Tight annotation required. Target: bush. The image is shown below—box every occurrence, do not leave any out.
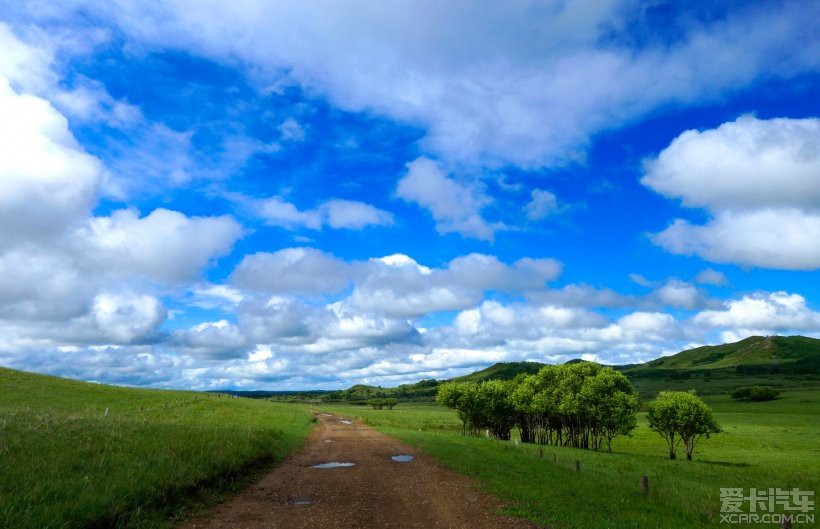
[731,386,780,402]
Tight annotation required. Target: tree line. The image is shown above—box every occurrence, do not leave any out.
[437,362,720,459]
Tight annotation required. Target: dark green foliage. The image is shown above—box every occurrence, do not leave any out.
[731,386,780,402]
[439,363,639,450]
[368,398,398,409]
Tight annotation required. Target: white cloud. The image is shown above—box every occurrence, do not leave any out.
[0,77,102,243]
[645,117,820,270]
[653,209,820,271]
[91,292,166,344]
[396,157,501,240]
[322,199,394,229]
[643,116,820,211]
[19,1,817,168]
[82,208,243,283]
[231,248,352,295]
[256,196,393,230]
[278,117,305,141]
[172,320,247,359]
[694,292,820,333]
[694,268,728,286]
[525,189,562,220]
[651,280,710,310]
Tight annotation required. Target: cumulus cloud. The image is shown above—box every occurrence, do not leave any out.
[397,157,501,240]
[643,116,820,211]
[694,292,820,334]
[231,248,353,295]
[645,116,820,270]
[256,196,393,230]
[652,209,820,271]
[82,208,242,283]
[0,60,243,349]
[0,77,102,242]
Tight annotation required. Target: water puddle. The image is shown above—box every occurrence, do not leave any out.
[323,439,335,443]
[391,455,414,462]
[339,420,352,425]
[311,461,356,469]
[318,413,333,417]
[292,499,312,506]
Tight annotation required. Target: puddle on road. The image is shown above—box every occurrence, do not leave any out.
[338,420,353,425]
[323,439,335,443]
[292,499,312,506]
[317,413,333,417]
[311,461,356,469]
[391,455,414,462]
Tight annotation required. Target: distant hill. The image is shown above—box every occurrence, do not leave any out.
[259,335,820,402]
[450,361,545,382]
[626,335,820,374]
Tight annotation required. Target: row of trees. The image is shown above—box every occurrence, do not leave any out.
[437,362,721,459]
[437,362,640,451]
[367,398,398,409]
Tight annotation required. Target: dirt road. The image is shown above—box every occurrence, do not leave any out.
[179,412,540,529]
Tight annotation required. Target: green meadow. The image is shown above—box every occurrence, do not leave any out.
[325,388,820,529]
[0,368,313,529]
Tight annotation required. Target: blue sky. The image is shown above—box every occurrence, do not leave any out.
[0,0,818,389]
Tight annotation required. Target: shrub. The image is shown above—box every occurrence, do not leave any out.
[731,386,779,402]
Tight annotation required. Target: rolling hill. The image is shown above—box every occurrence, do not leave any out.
[632,335,819,371]
[297,335,819,403]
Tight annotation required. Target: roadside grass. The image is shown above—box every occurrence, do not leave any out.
[0,368,314,529]
[324,388,820,529]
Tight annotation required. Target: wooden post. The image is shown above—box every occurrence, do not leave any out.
[539,448,544,458]
[575,459,581,472]
[641,475,649,496]
[781,517,792,529]
[104,408,109,417]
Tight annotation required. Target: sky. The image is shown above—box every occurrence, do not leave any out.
[0,0,818,390]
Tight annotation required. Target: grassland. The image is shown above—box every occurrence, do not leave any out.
[324,388,820,529]
[0,367,314,529]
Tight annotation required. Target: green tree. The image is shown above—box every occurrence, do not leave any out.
[647,391,721,460]
[478,380,516,440]
[384,398,397,410]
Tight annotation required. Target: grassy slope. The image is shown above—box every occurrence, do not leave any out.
[0,368,313,529]
[632,335,819,370]
[324,388,820,529]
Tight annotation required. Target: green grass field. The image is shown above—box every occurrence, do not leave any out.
[0,368,314,529]
[325,388,820,529]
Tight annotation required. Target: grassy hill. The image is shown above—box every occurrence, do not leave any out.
[301,336,820,403]
[621,335,820,397]
[0,367,313,529]
[635,335,819,371]
[451,361,545,382]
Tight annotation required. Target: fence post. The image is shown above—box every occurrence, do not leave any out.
[539,448,544,458]
[641,475,649,496]
[781,517,792,529]
[575,459,581,472]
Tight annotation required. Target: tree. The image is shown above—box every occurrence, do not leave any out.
[647,391,721,460]
[580,368,639,451]
[437,382,485,435]
[384,398,398,410]
[478,380,516,440]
